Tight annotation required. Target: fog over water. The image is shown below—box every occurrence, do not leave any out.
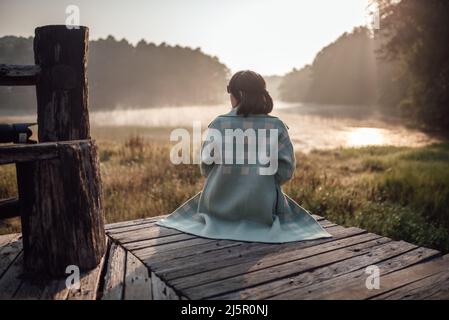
[0,102,436,152]
[90,101,435,152]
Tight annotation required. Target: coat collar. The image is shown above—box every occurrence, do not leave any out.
[222,107,276,118]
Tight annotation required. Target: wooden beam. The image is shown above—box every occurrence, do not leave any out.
[0,198,20,219]
[0,142,59,165]
[0,140,99,165]
[0,64,40,86]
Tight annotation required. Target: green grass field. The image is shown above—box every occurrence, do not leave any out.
[1,133,448,253]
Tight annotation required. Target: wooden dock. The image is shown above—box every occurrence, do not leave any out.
[1,214,448,300]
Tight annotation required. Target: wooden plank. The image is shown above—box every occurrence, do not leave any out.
[111,225,184,244]
[132,221,342,262]
[0,198,20,219]
[67,238,110,300]
[0,64,40,86]
[136,224,344,264]
[123,253,152,300]
[127,237,218,256]
[178,234,392,299]
[106,220,158,235]
[0,142,58,165]
[0,252,24,299]
[13,279,45,300]
[123,233,200,251]
[101,243,126,300]
[216,244,438,299]
[373,268,449,300]
[0,233,20,248]
[316,254,449,300]
[39,279,69,300]
[105,215,166,231]
[271,246,442,299]
[134,239,241,265]
[151,271,183,300]
[0,237,23,277]
[152,226,365,283]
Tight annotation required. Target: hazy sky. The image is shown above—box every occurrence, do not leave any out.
[0,0,370,75]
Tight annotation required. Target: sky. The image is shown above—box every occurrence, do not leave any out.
[0,0,370,75]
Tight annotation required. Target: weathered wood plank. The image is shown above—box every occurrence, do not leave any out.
[106,220,158,235]
[373,267,449,300]
[0,142,59,165]
[105,215,167,231]
[135,239,241,265]
[178,234,392,299]
[13,279,45,300]
[67,238,109,300]
[0,237,23,277]
[39,279,69,300]
[152,226,365,283]
[0,64,40,86]
[271,246,442,299]
[131,221,341,262]
[322,254,449,300]
[0,252,24,299]
[0,233,21,249]
[123,252,152,300]
[111,225,184,244]
[215,244,437,299]
[151,271,183,300]
[102,243,126,300]
[123,233,201,251]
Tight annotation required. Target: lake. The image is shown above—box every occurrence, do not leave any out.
[88,102,436,152]
[0,102,436,152]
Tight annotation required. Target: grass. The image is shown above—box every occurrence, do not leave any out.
[1,135,448,253]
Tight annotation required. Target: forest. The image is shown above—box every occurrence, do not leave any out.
[280,0,449,131]
[0,35,230,112]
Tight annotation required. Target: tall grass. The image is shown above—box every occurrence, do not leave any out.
[1,137,448,252]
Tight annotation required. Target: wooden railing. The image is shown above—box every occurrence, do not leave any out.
[0,25,106,277]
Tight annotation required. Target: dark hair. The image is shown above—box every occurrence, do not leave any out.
[227,70,273,116]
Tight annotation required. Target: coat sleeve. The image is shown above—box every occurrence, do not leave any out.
[275,121,296,185]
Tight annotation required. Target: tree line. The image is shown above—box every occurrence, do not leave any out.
[0,35,230,113]
[279,0,449,131]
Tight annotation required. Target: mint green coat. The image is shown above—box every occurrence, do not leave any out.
[156,108,332,243]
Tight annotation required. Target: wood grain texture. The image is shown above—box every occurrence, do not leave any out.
[102,243,126,300]
[0,237,22,277]
[0,142,58,165]
[215,243,435,299]
[0,64,40,86]
[124,252,152,300]
[270,245,441,299]
[34,25,90,142]
[179,235,391,299]
[17,140,106,276]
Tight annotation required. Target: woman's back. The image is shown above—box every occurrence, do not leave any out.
[199,109,292,226]
[156,70,331,243]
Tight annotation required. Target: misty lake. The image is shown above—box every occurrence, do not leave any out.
[89,102,436,152]
[1,102,436,152]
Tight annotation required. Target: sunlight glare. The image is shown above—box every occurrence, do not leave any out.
[346,127,385,146]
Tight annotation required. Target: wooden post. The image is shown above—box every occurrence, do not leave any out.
[16,25,106,276]
[34,25,90,142]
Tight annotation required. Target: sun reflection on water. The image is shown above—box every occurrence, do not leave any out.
[346,127,386,146]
